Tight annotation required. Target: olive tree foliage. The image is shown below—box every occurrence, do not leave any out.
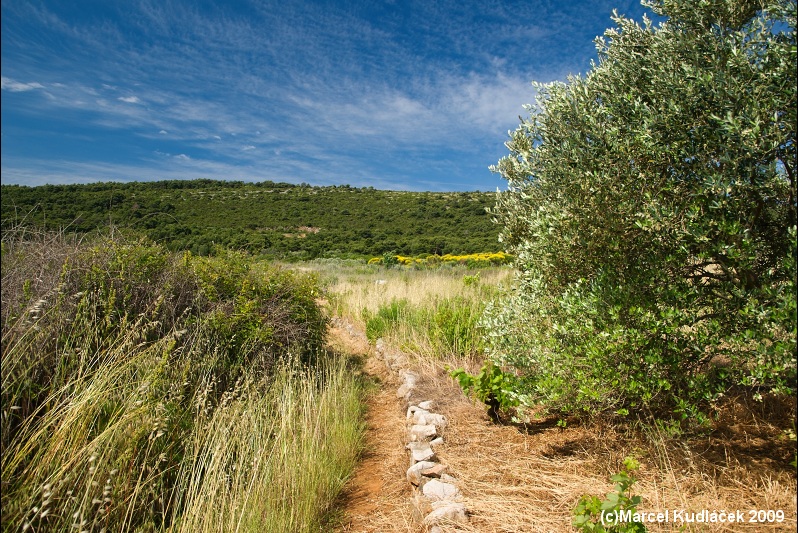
[485,0,796,422]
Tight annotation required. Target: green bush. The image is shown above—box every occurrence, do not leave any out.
[1,231,343,532]
[363,298,409,342]
[486,0,796,422]
[429,296,483,356]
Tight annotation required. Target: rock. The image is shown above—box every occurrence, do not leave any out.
[406,461,437,485]
[413,411,447,428]
[422,479,460,501]
[411,409,430,423]
[440,473,457,483]
[406,441,436,463]
[421,463,448,478]
[424,502,468,526]
[396,383,414,399]
[409,424,437,440]
[400,370,419,387]
[406,405,421,418]
[418,400,435,410]
[426,413,448,428]
[430,437,444,447]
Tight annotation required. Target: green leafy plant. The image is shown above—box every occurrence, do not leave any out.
[462,272,480,286]
[573,457,647,532]
[450,361,519,420]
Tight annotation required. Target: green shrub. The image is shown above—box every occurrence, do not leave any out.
[429,296,483,356]
[1,231,348,532]
[573,457,646,533]
[487,0,796,422]
[450,361,519,420]
[363,298,409,342]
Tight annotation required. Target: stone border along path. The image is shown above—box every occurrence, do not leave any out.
[374,337,470,532]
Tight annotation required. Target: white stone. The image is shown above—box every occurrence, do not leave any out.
[396,383,414,399]
[406,441,436,463]
[406,461,437,485]
[413,411,447,428]
[424,502,468,525]
[422,479,460,501]
[412,409,430,424]
[400,370,419,386]
[418,400,436,410]
[421,463,448,478]
[430,437,444,447]
[410,424,437,440]
[425,413,448,428]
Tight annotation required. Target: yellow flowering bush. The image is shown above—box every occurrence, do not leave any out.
[366,252,512,268]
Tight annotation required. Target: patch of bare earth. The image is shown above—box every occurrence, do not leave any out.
[332,325,797,532]
[329,324,418,532]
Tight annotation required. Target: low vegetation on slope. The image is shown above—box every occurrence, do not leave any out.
[1,230,364,532]
[0,181,499,260]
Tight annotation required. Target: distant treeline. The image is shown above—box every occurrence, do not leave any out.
[1,179,501,259]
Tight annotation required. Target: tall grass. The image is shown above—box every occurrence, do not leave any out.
[307,260,512,364]
[170,356,363,533]
[1,230,363,532]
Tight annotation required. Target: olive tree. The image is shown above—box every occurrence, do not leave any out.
[486,0,796,422]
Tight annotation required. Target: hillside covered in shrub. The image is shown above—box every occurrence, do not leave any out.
[0,180,499,259]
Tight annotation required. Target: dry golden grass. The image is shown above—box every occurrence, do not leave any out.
[313,261,509,320]
[428,366,797,532]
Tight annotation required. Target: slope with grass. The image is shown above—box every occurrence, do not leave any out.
[1,231,365,532]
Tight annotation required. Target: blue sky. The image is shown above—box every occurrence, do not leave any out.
[2,0,651,192]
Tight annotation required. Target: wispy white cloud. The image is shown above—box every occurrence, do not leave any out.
[1,76,44,92]
[1,0,649,190]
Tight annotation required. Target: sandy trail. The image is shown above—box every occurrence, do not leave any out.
[329,323,418,532]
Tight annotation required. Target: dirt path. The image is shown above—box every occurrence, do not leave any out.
[328,322,418,532]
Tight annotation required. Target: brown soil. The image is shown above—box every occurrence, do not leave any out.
[329,324,418,532]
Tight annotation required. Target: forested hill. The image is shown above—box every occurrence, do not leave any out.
[1,180,501,259]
